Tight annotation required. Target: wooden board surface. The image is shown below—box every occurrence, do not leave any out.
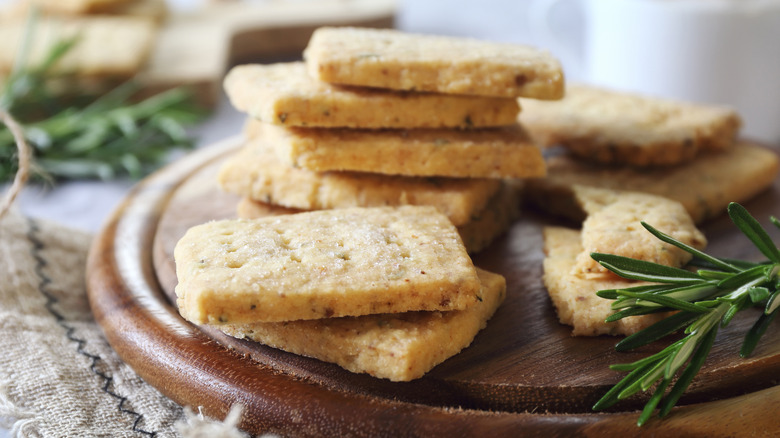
[87,137,780,437]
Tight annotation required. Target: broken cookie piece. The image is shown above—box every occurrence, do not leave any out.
[541,188,705,336]
[573,187,707,275]
[543,226,669,336]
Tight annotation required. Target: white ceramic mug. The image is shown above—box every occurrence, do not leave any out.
[530,0,780,144]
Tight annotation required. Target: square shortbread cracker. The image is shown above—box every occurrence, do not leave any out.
[235,181,521,254]
[520,84,742,167]
[0,16,157,77]
[525,141,779,224]
[304,27,564,99]
[174,206,482,325]
[217,137,502,227]
[453,181,521,253]
[246,120,546,179]
[216,267,506,381]
[224,62,520,129]
[542,226,669,336]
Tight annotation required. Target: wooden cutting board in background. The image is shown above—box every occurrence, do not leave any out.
[138,0,396,106]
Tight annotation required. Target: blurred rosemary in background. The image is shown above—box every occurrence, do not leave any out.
[0,22,206,182]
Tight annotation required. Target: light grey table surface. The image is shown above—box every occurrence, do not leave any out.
[1,1,571,436]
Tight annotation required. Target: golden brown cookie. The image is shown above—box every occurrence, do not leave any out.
[174,206,482,325]
[218,137,502,227]
[455,181,522,254]
[246,120,546,179]
[236,181,521,254]
[217,267,505,382]
[525,141,779,224]
[304,27,564,99]
[224,62,520,129]
[520,84,742,166]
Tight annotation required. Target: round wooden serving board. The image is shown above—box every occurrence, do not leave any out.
[87,136,780,437]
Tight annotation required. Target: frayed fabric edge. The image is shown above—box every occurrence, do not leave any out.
[0,380,40,437]
[175,404,282,438]
[176,404,248,438]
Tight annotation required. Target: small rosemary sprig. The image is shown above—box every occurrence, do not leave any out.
[0,27,206,181]
[591,202,780,426]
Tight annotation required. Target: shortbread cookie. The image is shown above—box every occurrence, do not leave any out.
[574,187,706,275]
[7,0,167,21]
[525,141,779,224]
[217,267,505,381]
[246,121,546,179]
[520,84,742,166]
[218,137,501,226]
[304,27,564,100]
[456,182,521,253]
[15,0,133,14]
[236,182,521,254]
[174,206,482,325]
[543,226,669,336]
[0,16,156,76]
[225,62,520,129]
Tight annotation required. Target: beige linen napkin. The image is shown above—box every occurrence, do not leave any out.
[0,210,251,438]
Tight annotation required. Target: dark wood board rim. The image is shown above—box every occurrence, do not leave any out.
[87,136,780,437]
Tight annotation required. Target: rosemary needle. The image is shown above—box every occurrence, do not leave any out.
[592,202,780,426]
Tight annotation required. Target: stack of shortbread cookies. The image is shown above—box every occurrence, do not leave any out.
[174,27,568,381]
[219,26,564,253]
[175,205,507,381]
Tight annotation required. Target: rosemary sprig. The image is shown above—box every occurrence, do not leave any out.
[592,202,780,426]
[0,28,206,182]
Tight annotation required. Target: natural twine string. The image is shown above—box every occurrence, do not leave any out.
[0,108,30,220]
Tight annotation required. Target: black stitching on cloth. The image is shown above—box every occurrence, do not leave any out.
[25,217,157,437]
